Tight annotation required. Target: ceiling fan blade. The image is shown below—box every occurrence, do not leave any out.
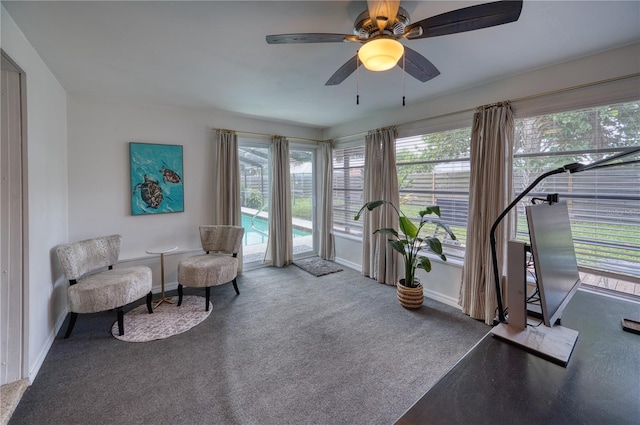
[400,46,441,83]
[406,0,523,39]
[266,33,358,44]
[325,55,360,86]
[367,0,401,32]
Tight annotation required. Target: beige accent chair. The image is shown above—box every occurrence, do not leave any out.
[56,235,153,338]
[177,225,245,311]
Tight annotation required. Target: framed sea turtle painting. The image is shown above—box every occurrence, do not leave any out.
[130,142,184,215]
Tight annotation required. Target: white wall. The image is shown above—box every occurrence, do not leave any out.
[1,6,69,381]
[67,95,323,290]
[329,43,640,309]
[324,43,640,140]
[67,95,322,259]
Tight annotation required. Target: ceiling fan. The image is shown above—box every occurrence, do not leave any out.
[266,0,523,86]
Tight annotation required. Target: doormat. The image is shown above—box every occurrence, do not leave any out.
[294,257,343,277]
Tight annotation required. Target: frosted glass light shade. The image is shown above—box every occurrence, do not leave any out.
[358,38,404,71]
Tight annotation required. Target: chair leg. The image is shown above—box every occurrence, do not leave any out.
[232,278,240,295]
[146,291,153,314]
[117,307,124,336]
[63,312,78,339]
[177,284,183,306]
[205,287,211,311]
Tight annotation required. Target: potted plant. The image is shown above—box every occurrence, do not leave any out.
[354,200,456,308]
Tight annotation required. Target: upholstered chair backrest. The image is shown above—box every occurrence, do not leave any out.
[199,225,244,254]
[56,235,121,281]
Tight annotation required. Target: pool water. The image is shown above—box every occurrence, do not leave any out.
[241,213,311,246]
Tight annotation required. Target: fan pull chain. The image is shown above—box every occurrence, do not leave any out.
[356,54,360,105]
[402,53,406,106]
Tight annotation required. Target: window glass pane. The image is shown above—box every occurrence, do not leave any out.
[513,101,640,289]
[290,148,314,257]
[396,129,471,259]
[240,145,316,261]
[239,145,270,263]
[332,144,365,236]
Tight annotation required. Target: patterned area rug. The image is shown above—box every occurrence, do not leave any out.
[111,295,211,342]
[293,257,343,277]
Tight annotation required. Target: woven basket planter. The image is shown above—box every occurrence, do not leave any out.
[396,279,424,309]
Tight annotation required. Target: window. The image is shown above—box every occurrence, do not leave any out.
[330,98,639,291]
[331,129,472,260]
[332,144,365,236]
[395,129,471,260]
[513,101,640,286]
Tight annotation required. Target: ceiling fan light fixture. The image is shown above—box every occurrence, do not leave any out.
[358,38,404,71]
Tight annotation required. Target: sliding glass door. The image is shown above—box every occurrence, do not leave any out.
[290,147,315,258]
[238,142,316,265]
[239,145,270,264]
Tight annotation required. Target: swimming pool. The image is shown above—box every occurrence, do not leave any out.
[241,213,311,246]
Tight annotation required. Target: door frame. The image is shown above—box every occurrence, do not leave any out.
[1,50,28,384]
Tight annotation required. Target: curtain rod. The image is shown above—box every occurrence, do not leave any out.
[213,128,323,144]
[331,73,640,142]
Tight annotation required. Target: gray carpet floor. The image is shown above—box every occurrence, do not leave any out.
[9,265,488,425]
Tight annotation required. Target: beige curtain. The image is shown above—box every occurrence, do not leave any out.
[318,141,335,260]
[362,127,400,285]
[264,136,293,267]
[213,129,243,271]
[459,103,514,325]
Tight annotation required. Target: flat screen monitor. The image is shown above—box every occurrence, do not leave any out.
[526,201,581,327]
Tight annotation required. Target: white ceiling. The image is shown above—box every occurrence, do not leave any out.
[2,1,639,129]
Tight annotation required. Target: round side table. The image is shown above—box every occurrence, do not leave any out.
[146,246,178,308]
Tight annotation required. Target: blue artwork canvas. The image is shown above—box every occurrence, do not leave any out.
[130,142,184,215]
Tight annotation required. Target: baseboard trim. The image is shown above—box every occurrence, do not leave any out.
[334,257,360,272]
[28,310,64,383]
[424,288,461,310]
[154,281,178,294]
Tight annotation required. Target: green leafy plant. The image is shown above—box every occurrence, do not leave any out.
[245,188,263,209]
[354,200,456,288]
